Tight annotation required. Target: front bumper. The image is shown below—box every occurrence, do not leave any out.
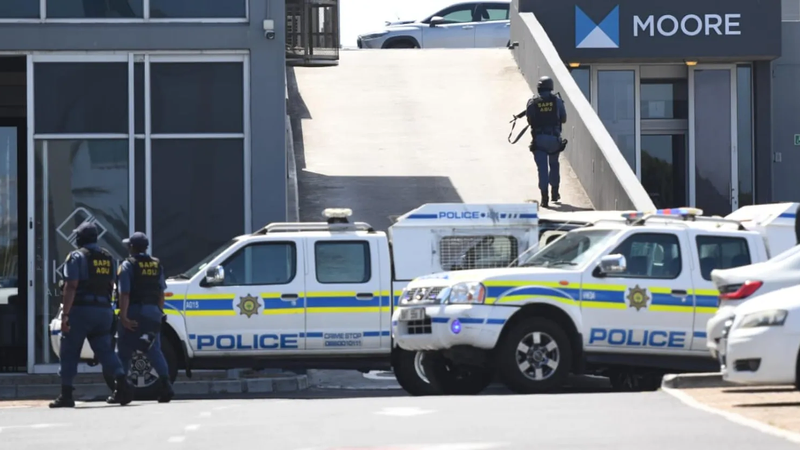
[706,306,736,358]
[721,327,800,385]
[391,304,510,352]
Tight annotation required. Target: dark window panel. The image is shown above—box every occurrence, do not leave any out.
[135,62,144,135]
[135,139,145,233]
[150,0,246,19]
[46,0,143,18]
[0,0,39,18]
[150,62,243,134]
[151,139,244,276]
[34,62,128,134]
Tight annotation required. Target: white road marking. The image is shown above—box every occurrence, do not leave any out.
[199,412,212,418]
[662,386,800,444]
[295,444,507,450]
[185,424,200,432]
[168,436,186,443]
[375,407,435,417]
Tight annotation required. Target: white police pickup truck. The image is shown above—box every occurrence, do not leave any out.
[392,206,798,395]
[50,202,621,398]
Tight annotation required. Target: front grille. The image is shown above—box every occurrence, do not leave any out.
[405,317,433,335]
[734,358,761,372]
[403,287,444,305]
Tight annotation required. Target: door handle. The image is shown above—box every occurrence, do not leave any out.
[671,289,688,300]
[356,292,375,301]
[504,23,511,27]
[281,293,299,301]
[462,25,474,29]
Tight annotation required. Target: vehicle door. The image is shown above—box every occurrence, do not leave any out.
[474,2,511,47]
[582,230,696,353]
[688,233,754,351]
[421,3,478,48]
[304,233,382,351]
[184,238,307,355]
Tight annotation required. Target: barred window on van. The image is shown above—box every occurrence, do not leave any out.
[439,236,519,271]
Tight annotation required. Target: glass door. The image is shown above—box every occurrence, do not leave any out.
[641,133,688,209]
[690,65,738,216]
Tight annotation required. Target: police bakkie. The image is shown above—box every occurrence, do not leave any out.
[392,204,798,395]
[51,202,619,397]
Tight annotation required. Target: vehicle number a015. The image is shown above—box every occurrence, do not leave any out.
[399,307,425,321]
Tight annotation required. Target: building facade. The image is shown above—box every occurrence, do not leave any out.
[0,0,288,373]
[520,0,791,215]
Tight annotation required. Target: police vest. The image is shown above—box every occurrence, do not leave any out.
[127,255,163,306]
[76,247,114,299]
[526,94,560,133]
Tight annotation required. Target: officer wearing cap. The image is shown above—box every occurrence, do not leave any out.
[50,222,133,408]
[513,76,568,208]
[112,231,174,403]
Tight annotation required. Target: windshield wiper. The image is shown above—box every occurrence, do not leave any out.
[546,261,578,267]
[168,273,190,280]
[519,260,577,268]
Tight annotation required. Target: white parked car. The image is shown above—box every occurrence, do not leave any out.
[706,244,800,360]
[719,284,800,388]
[356,1,510,49]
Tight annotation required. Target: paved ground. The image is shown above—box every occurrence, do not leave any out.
[289,49,593,231]
[2,385,797,450]
[678,385,800,434]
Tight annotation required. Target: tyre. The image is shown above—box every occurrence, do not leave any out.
[392,349,442,396]
[422,353,494,395]
[104,337,179,401]
[495,318,572,394]
[608,369,663,392]
[386,40,418,49]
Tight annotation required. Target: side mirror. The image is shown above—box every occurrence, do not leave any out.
[429,16,445,26]
[204,265,225,286]
[594,254,626,277]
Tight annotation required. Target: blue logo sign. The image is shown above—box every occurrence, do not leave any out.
[575,5,619,49]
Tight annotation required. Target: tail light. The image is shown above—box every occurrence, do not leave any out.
[719,280,763,301]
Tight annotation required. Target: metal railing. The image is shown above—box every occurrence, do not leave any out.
[286,0,340,66]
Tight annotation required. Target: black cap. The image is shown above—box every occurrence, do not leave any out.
[123,232,149,249]
[74,222,99,239]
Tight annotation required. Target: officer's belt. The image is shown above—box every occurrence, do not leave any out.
[73,297,113,307]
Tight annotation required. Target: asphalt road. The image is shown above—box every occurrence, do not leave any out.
[2,382,797,450]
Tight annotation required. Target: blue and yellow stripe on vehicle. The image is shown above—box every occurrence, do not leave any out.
[261,292,304,315]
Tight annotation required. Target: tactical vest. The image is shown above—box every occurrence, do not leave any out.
[526,94,560,133]
[76,247,114,300]
[127,254,162,306]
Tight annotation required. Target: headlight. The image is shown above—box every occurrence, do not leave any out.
[737,309,788,329]
[446,282,486,304]
[360,31,388,40]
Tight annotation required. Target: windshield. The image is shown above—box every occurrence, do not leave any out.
[172,239,238,279]
[518,229,621,268]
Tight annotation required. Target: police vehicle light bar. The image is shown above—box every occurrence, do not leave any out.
[323,208,353,219]
[621,207,703,221]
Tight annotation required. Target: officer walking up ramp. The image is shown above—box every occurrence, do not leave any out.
[510,1,655,212]
[288,49,594,231]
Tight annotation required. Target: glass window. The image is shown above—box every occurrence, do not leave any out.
[640,79,688,119]
[520,229,621,268]
[150,62,243,134]
[694,69,733,216]
[640,134,688,208]
[597,70,636,171]
[134,62,144,135]
[46,0,143,18]
[478,4,509,21]
[220,243,297,286]
[0,128,18,290]
[431,5,475,23]
[315,241,371,284]
[149,0,246,19]
[34,62,128,134]
[570,67,590,102]
[177,238,238,280]
[134,139,145,233]
[609,233,681,279]
[696,236,752,281]
[737,65,754,206]
[0,0,39,18]
[151,139,244,276]
[439,235,518,271]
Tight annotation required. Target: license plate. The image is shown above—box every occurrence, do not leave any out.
[399,307,425,321]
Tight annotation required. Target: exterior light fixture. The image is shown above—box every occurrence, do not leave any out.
[568,62,580,68]
[685,61,698,66]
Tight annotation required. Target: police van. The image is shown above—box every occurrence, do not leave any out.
[391,204,798,395]
[49,203,625,398]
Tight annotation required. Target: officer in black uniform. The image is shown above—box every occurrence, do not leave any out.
[50,222,133,408]
[113,232,174,403]
[514,76,568,208]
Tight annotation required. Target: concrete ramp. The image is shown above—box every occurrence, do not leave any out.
[288,49,592,231]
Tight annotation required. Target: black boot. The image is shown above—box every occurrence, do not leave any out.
[157,376,175,403]
[113,375,134,406]
[551,188,560,203]
[540,190,549,208]
[49,385,75,408]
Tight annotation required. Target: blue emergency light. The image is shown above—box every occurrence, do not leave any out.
[621,207,703,221]
[450,319,462,334]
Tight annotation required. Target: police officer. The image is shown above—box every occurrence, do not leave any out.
[515,76,568,208]
[113,232,174,403]
[50,222,133,408]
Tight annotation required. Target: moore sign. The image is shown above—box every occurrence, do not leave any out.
[634,13,741,37]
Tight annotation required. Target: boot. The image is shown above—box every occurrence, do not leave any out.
[113,375,134,406]
[551,188,560,203]
[157,376,175,403]
[540,190,549,208]
[49,385,75,408]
